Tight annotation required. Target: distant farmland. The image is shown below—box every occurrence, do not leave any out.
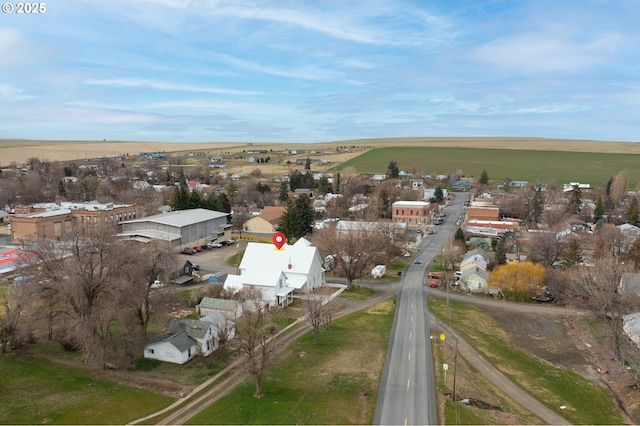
[332,147,640,187]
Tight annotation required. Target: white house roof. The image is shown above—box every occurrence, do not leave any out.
[239,240,320,280]
[121,208,228,227]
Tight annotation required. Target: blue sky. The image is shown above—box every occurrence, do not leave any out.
[1,0,639,143]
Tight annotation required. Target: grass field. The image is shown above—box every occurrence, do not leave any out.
[0,354,173,424]
[185,299,395,425]
[428,298,624,425]
[333,146,640,187]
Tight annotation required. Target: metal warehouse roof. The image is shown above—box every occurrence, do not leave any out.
[121,208,228,227]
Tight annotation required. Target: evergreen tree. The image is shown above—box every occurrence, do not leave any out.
[377,188,390,218]
[278,199,303,241]
[215,193,231,213]
[387,161,399,178]
[479,169,489,186]
[433,186,444,203]
[454,227,465,244]
[279,181,289,203]
[494,237,507,266]
[626,197,640,226]
[187,189,202,209]
[317,176,332,194]
[566,185,582,214]
[531,188,544,224]
[295,195,314,236]
[304,156,311,170]
[170,185,189,210]
[334,172,341,193]
[562,240,583,269]
[593,196,605,224]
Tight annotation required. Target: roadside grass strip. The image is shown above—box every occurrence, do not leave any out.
[429,298,624,425]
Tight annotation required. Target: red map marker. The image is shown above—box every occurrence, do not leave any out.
[272,232,286,250]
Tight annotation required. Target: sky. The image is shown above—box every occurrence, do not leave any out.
[1,0,640,143]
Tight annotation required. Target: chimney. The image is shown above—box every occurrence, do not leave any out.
[55,196,61,206]
[288,258,292,269]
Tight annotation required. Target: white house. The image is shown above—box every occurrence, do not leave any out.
[223,238,325,307]
[143,318,217,364]
[144,331,198,365]
[459,267,489,293]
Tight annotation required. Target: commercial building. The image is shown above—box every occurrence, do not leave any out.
[118,208,230,248]
[392,201,437,227]
[10,201,138,242]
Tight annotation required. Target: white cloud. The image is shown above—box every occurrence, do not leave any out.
[84,78,261,96]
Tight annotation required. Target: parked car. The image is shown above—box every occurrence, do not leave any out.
[428,272,443,279]
[429,281,438,288]
[192,246,203,252]
[207,242,222,249]
[181,247,195,255]
[220,239,236,246]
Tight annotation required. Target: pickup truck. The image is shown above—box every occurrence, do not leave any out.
[428,272,443,279]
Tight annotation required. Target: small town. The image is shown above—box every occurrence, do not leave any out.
[3,1,640,424]
[1,145,640,424]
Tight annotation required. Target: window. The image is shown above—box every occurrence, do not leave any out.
[410,210,413,215]
[401,209,405,215]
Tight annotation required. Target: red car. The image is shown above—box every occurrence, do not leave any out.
[428,272,443,279]
[429,281,438,288]
[192,246,202,252]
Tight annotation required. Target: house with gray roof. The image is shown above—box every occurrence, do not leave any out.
[198,297,242,319]
[144,317,219,364]
[143,331,198,365]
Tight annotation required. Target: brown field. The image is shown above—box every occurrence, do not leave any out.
[2,136,640,170]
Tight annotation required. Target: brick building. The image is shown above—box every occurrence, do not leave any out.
[392,201,436,227]
[11,201,138,242]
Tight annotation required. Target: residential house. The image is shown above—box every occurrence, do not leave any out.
[144,318,217,364]
[336,220,407,241]
[459,267,489,294]
[198,297,242,319]
[243,206,286,233]
[223,238,325,307]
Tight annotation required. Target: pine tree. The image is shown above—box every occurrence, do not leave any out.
[433,186,444,203]
[593,196,605,224]
[626,197,639,226]
[566,185,582,214]
[479,169,489,186]
[562,240,583,268]
[387,161,399,178]
[531,188,544,224]
[494,237,507,266]
[295,195,314,236]
[278,199,302,241]
[279,181,289,203]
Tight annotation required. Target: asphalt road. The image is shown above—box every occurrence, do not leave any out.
[373,193,469,425]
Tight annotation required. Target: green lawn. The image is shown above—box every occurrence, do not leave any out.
[332,146,640,187]
[0,354,173,424]
[186,299,396,425]
[429,298,624,425]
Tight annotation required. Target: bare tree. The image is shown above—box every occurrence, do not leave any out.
[442,239,464,273]
[232,289,276,398]
[304,289,336,345]
[0,282,29,353]
[25,230,136,365]
[569,257,637,361]
[312,223,391,288]
[526,230,565,266]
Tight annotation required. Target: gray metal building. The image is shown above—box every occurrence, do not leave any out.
[118,208,230,247]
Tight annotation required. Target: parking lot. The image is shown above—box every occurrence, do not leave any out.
[176,240,248,276]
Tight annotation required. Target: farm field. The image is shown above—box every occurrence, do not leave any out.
[333,146,640,187]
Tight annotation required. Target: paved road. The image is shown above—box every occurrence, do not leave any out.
[374,193,469,425]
